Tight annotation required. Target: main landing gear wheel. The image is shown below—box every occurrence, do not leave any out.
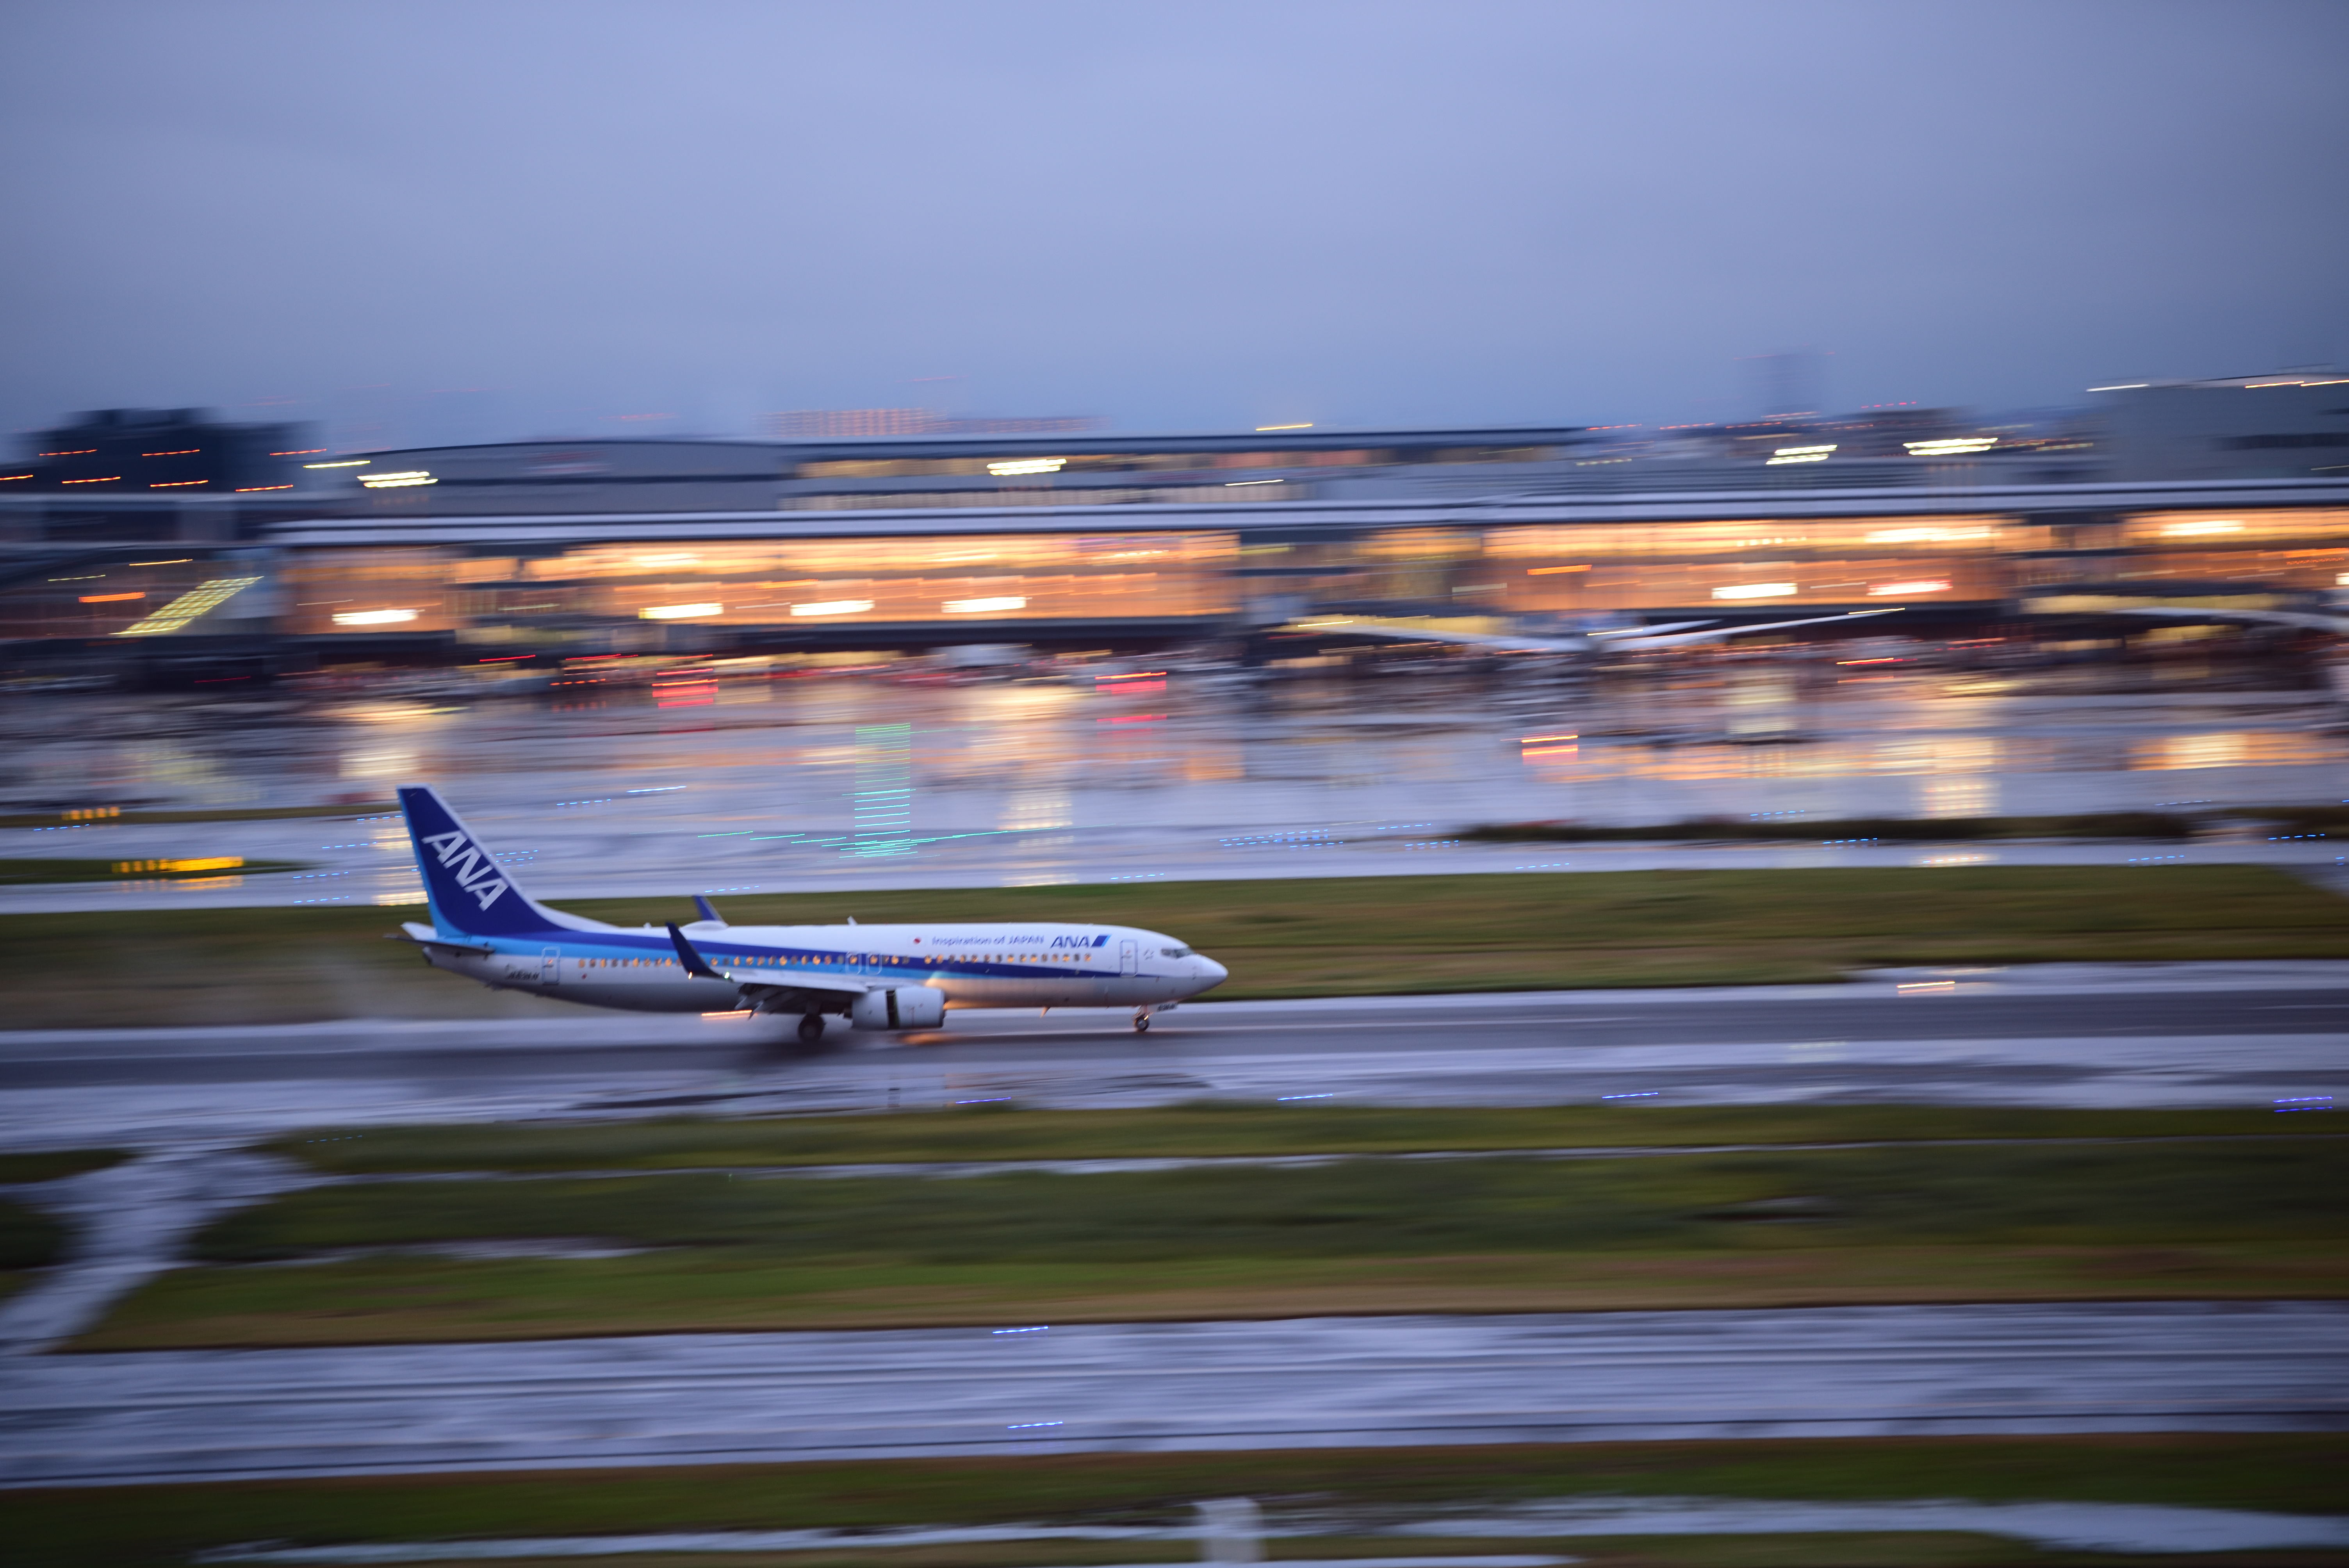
[797,1013,826,1045]
[1132,1012,1151,1034]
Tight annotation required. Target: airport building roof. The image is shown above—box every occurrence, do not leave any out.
[262,475,2349,549]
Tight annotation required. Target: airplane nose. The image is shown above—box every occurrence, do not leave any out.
[1196,956,1228,985]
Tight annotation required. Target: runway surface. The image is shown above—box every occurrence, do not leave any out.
[4,1302,2342,1486]
[7,672,2348,912]
[1,969,2341,1492]
[2,966,2344,1148]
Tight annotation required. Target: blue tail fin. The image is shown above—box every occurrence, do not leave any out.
[397,785,568,939]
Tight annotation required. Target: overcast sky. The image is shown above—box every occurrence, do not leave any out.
[5,0,2344,448]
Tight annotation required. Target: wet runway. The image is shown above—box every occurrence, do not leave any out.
[4,1302,2341,1486]
[2,970,2340,1491]
[3,668,2345,911]
[5,675,2343,1495]
[3,968,2342,1148]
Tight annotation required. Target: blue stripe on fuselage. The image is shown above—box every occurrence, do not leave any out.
[467,934,1116,979]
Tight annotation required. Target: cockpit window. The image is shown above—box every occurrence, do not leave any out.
[1162,946,1191,958]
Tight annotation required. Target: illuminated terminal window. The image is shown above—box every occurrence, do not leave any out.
[291,533,1239,631]
[2122,510,2349,546]
[1501,558,2003,612]
[2037,549,2349,590]
[1485,516,2034,561]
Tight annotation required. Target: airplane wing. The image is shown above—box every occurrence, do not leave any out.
[665,922,873,1003]
[1607,608,1904,649]
[2108,606,2349,634]
[1297,610,1899,654]
[1303,623,1590,653]
[1586,620,1715,640]
[392,923,496,957]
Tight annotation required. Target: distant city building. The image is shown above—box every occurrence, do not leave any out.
[7,408,316,497]
[2094,371,2349,482]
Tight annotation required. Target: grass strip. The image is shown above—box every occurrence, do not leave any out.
[0,857,310,885]
[1,865,2344,1026]
[85,1140,2347,1346]
[80,1241,2349,1348]
[1464,811,2209,843]
[0,1147,128,1183]
[264,1104,2319,1174]
[53,1532,2346,1568]
[0,1194,68,1269]
[0,801,394,829]
[190,1141,2349,1262]
[6,1437,2343,1568]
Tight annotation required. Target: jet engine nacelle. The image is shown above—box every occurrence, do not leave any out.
[847,986,946,1030]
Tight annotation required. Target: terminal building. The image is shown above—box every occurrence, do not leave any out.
[2,399,2346,663]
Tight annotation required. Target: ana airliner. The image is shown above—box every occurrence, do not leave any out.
[393,784,1226,1042]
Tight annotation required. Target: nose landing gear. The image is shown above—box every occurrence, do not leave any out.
[1132,1010,1151,1034]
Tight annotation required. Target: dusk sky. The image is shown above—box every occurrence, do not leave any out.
[5,0,2345,449]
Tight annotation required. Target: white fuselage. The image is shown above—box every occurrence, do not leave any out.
[415,919,1226,1015]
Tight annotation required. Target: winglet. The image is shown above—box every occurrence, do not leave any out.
[665,922,726,980]
[692,894,724,925]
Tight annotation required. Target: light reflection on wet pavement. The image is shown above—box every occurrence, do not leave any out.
[2,663,2345,907]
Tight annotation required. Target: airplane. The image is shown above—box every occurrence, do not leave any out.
[2105,599,2349,637]
[390,784,1228,1043]
[1290,606,1906,657]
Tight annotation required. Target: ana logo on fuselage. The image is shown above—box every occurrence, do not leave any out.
[420,830,511,911]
